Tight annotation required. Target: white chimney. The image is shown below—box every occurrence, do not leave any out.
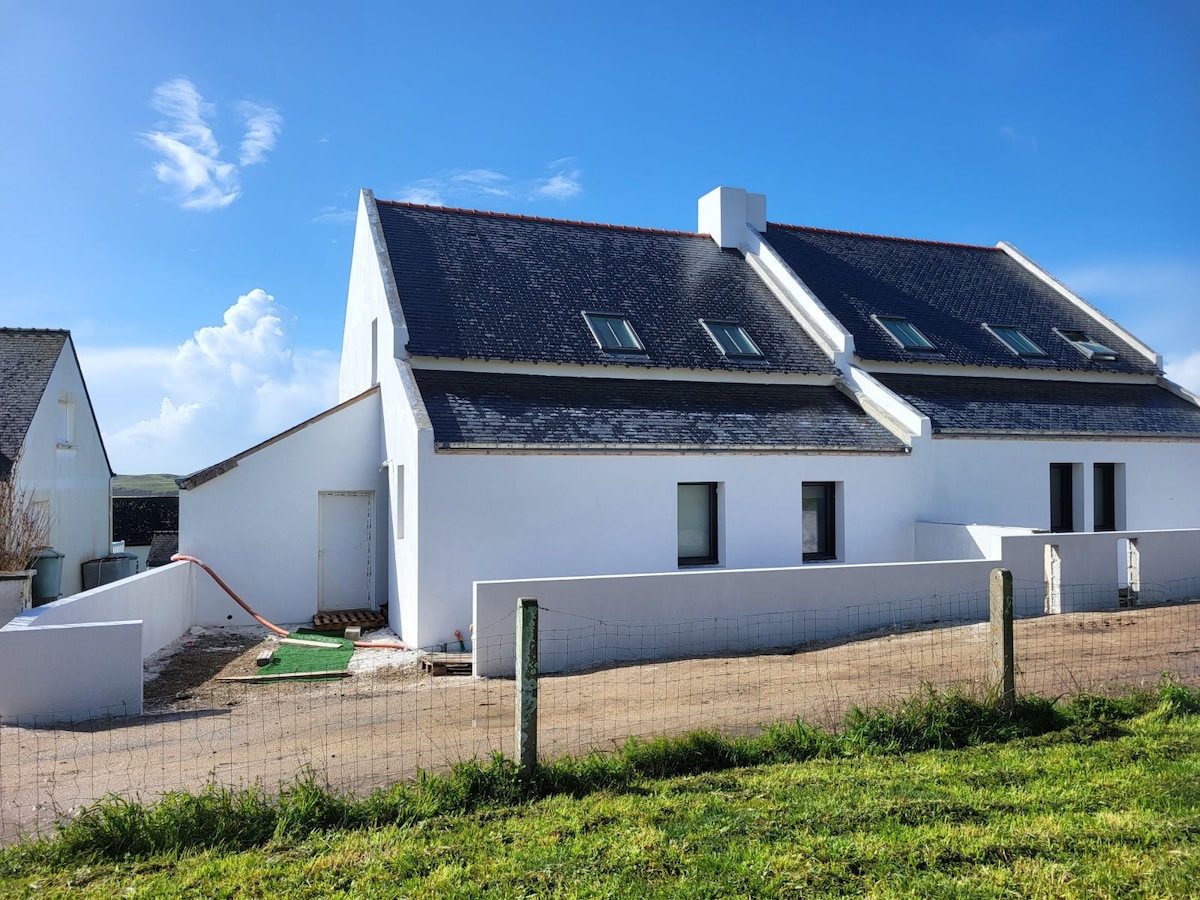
[698,186,766,249]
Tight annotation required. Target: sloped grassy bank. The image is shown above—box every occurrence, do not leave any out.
[2,681,1197,898]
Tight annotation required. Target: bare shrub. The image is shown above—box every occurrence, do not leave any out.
[0,455,52,572]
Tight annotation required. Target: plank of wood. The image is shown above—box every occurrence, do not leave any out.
[255,649,274,667]
[216,670,352,683]
[280,637,343,649]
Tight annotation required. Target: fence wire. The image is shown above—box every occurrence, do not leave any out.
[1,577,1197,843]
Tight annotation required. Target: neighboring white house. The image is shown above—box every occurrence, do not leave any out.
[178,188,1200,650]
[0,329,113,597]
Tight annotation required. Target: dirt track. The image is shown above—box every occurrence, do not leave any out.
[1,602,1196,842]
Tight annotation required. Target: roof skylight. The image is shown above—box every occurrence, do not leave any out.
[1056,328,1118,361]
[583,312,646,353]
[873,315,936,351]
[700,320,764,359]
[984,324,1046,357]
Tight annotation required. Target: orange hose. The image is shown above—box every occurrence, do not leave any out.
[171,554,409,650]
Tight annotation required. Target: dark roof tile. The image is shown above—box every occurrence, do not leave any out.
[0,329,68,480]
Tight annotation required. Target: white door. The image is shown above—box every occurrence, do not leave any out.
[318,491,374,612]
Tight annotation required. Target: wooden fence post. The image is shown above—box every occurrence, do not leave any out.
[990,568,1015,713]
[515,597,538,779]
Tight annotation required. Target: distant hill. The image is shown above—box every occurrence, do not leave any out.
[112,474,180,497]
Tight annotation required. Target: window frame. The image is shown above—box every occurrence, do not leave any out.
[802,481,837,562]
[699,319,765,360]
[582,311,647,354]
[1049,463,1076,533]
[983,323,1047,358]
[1093,463,1117,532]
[872,314,937,351]
[677,482,719,567]
[1054,328,1118,361]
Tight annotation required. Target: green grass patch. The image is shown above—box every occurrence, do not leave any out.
[3,681,1197,897]
[257,633,354,678]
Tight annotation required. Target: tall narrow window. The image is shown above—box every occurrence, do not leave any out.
[370,318,379,385]
[802,482,836,561]
[678,482,718,566]
[1050,463,1075,533]
[1093,463,1117,532]
[56,399,75,448]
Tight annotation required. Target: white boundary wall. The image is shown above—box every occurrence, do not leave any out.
[0,562,194,722]
[474,528,1200,676]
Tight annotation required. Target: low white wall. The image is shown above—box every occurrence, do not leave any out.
[914,522,1038,561]
[0,620,143,723]
[0,563,195,722]
[2,561,194,658]
[1000,528,1200,614]
[474,558,992,676]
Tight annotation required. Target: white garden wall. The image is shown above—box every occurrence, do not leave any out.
[0,562,195,722]
[914,522,1038,561]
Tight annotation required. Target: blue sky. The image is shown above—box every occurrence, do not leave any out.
[2,1,1197,474]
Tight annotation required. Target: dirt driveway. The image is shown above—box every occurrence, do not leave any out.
[1,602,1196,843]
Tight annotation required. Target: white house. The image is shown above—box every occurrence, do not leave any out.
[178,188,1200,650]
[0,328,113,599]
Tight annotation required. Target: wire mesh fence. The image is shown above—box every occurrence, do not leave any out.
[1,575,1196,843]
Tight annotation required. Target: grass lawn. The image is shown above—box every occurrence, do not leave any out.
[2,687,1197,898]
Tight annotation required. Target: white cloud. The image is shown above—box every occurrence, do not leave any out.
[82,290,338,474]
[143,79,282,210]
[1166,352,1200,395]
[396,160,583,208]
[534,168,583,200]
[237,101,283,166]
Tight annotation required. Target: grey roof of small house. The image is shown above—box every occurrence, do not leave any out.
[374,201,836,375]
[875,374,1200,438]
[764,224,1159,375]
[412,369,907,452]
[0,329,69,480]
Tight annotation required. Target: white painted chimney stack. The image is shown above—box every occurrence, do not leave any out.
[698,186,766,249]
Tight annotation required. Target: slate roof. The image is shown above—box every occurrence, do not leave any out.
[764,225,1159,376]
[374,202,836,375]
[0,329,69,480]
[412,369,906,452]
[875,374,1200,438]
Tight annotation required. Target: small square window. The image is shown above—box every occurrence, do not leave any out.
[802,482,836,561]
[678,482,718,566]
[984,324,1046,357]
[1055,328,1118,361]
[583,312,646,353]
[700,320,764,359]
[872,315,936,351]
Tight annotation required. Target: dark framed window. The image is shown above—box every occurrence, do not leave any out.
[872,315,936,351]
[802,482,836,561]
[984,323,1046,357]
[1055,328,1118,361]
[700,320,764,359]
[1050,463,1075,533]
[678,482,718,566]
[1094,463,1117,532]
[583,312,646,353]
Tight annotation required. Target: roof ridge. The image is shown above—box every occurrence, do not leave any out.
[377,199,709,240]
[0,327,70,335]
[768,221,995,252]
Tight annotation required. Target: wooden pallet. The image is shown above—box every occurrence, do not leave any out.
[420,652,472,676]
[310,609,386,632]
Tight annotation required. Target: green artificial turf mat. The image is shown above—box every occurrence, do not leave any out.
[255,632,354,678]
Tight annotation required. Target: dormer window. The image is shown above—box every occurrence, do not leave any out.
[583,312,645,353]
[984,324,1046,357]
[1056,328,1118,361]
[873,315,936,351]
[700,320,764,359]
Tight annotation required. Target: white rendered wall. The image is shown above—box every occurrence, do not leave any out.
[179,391,385,627]
[2,560,194,658]
[15,343,111,596]
[0,620,142,723]
[915,437,1200,533]
[415,448,916,649]
[914,523,1039,561]
[474,558,993,676]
